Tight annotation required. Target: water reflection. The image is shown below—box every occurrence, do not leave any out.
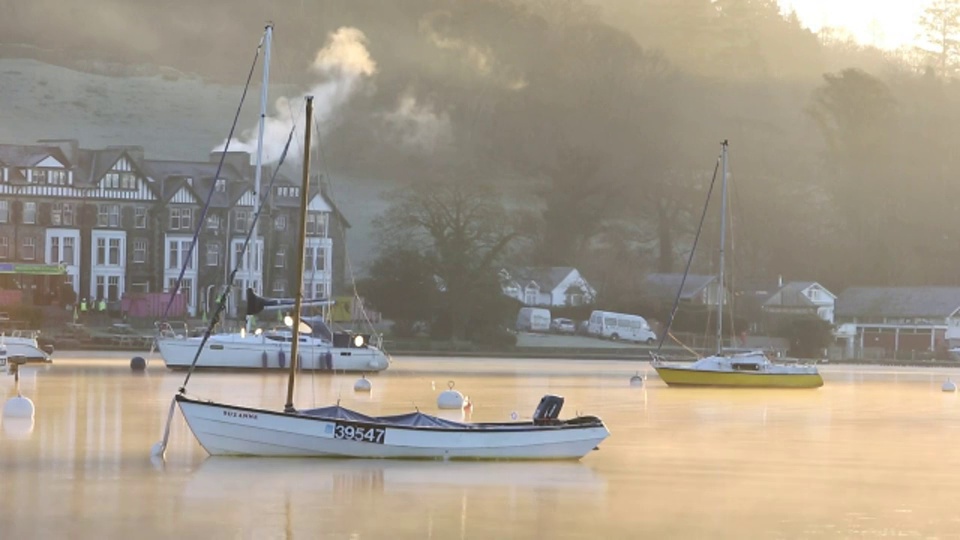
[6,357,960,538]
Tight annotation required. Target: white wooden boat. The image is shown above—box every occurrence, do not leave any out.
[177,393,609,460]
[156,92,609,462]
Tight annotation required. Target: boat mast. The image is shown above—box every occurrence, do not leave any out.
[716,140,729,355]
[253,23,272,297]
[284,96,313,413]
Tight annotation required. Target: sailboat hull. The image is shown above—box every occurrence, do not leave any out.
[653,366,824,388]
[158,334,389,372]
[176,396,609,460]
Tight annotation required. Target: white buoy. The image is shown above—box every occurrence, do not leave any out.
[354,375,372,392]
[630,372,645,387]
[943,378,957,392]
[3,395,35,419]
[437,381,465,409]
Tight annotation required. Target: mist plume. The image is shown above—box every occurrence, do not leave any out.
[215,26,377,164]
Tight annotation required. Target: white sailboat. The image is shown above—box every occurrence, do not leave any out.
[651,141,823,389]
[159,96,609,460]
[0,331,51,363]
[154,25,388,373]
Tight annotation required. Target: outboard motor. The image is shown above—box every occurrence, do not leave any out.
[533,394,565,425]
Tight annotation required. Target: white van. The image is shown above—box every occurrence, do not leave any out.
[587,310,656,343]
[516,307,552,333]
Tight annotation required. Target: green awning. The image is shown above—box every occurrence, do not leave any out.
[0,263,66,275]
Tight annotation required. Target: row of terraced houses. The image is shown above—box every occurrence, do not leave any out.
[0,138,349,318]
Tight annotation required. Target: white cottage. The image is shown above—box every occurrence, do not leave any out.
[499,267,596,307]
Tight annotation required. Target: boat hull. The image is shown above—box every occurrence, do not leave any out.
[0,339,51,363]
[176,396,609,460]
[653,366,823,388]
[158,335,389,372]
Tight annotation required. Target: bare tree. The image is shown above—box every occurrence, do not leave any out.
[917,0,960,78]
[375,175,517,339]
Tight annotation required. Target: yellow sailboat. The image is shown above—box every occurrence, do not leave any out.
[650,141,823,389]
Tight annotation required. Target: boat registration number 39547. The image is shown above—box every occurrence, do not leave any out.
[332,422,386,444]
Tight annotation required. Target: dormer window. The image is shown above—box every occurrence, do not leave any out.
[47,170,68,185]
[215,179,227,192]
[31,169,46,184]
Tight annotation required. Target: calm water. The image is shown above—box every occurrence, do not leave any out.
[3,354,960,539]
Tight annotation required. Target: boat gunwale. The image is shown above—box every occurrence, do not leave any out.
[176,394,607,433]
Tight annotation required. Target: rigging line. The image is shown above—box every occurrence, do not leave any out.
[654,151,723,355]
[177,123,298,394]
[160,30,266,321]
[311,116,383,348]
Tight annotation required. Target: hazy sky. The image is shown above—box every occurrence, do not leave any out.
[781,0,925,50]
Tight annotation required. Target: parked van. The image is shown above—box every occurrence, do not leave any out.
[587,310,656,343]
[516,307,552,333]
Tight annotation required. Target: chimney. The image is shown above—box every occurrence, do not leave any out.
[211,151,253,178]
[37,138,79,164]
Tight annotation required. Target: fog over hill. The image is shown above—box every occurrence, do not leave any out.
[2,0,958,293]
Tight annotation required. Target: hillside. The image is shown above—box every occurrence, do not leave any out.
[0,57,390,272]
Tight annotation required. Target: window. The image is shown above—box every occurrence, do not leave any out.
[108,239,121,265]
[95,276,105,300]
[215,179,227,192]
[31,169,46,183]
[313,283,325,299]
[273,278,286,295]
[169,208,192,230]
[23,202,37,224]
[167,239,194,270]
[133,239,147,263]
[96,238,106,265]
[306,213,324,235]
[120,172,136,190]
[0,236,8,258]
[206,243,220,266]
[234,210,249,232]
[22,237,36,260]
[63,237,75,265]
[206,215,220,230]
[107,276,120,301]
[275,246,286,268]
[49,237,60,264]
[0,200,7,223]
[274,215,286,231]
[134,207,146,228]
[97,204,120,227]
[47,170,68,185]
[51,202,74,226]
[305,246,325,272]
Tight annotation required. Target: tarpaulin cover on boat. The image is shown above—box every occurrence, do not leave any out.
[301,406,471,428]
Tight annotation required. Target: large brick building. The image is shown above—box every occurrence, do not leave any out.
[0,139,347,318]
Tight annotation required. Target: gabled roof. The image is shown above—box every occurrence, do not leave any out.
[507,267,577,292]
[642,273,715,301]
[0,144,70,168]
[763,281,834,308]
[836,287,960,318]
[78,148,125,185]
[142,159,246,208]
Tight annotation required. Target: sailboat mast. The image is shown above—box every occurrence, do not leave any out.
[716,140,729,355]
[284,96,313,413]
[253,23,272,296]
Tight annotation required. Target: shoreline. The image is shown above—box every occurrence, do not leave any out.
[42,346,960,369]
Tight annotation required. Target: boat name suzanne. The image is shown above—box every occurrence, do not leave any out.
[223,410,259,420]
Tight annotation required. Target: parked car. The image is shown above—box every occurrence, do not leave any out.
[550,318,576,334]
